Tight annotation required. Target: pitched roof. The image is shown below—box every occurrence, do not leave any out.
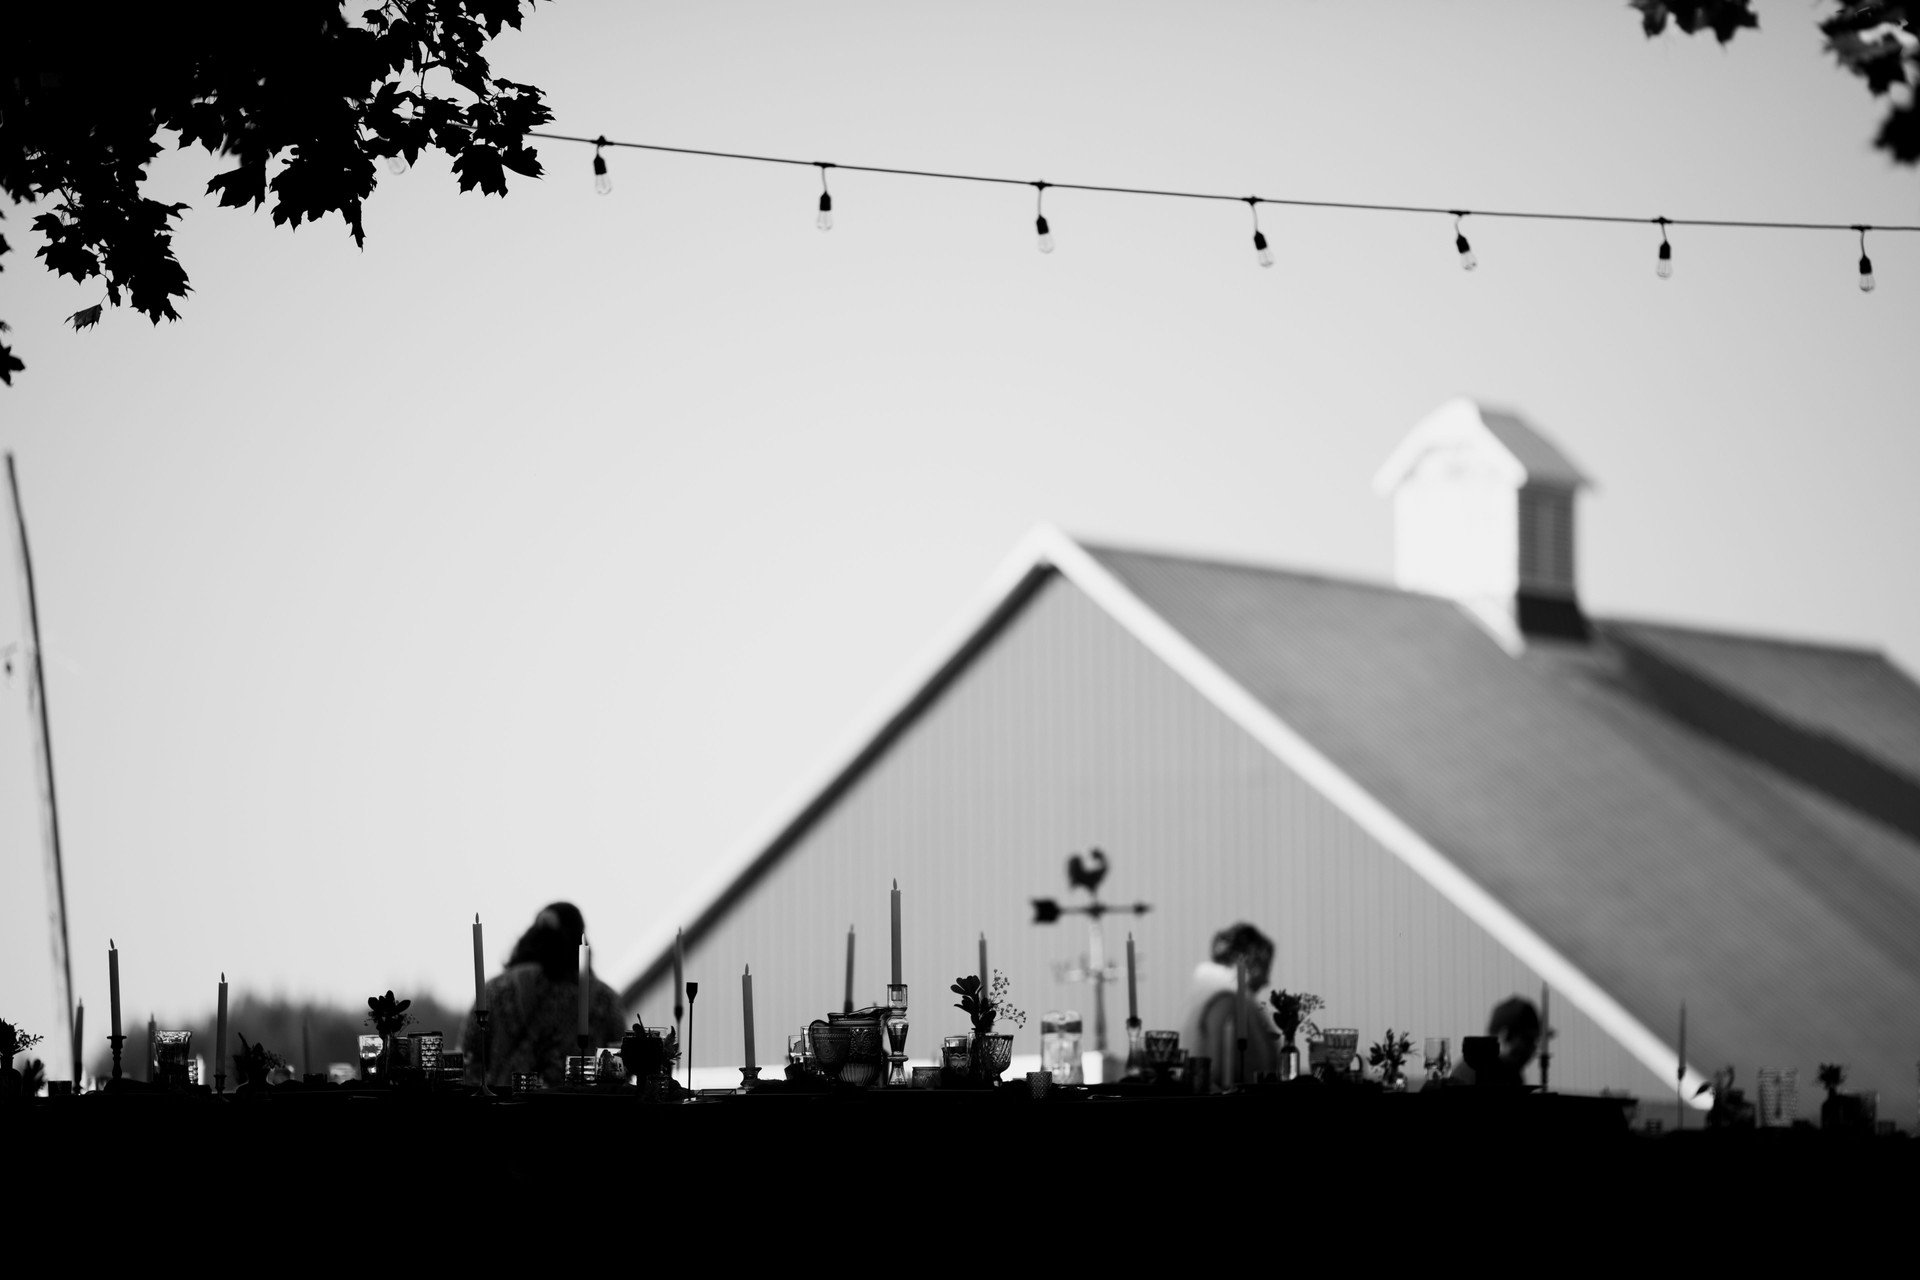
[1084,543,1920,1100]
[620,525,1920,1100]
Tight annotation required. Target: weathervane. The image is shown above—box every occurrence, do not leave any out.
[1031,848,1151,1074]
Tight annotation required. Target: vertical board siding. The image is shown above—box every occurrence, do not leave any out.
[637,577,1672,1099]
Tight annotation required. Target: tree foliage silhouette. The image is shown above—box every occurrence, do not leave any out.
[1631,3,1919,167]
[0,1,551,384]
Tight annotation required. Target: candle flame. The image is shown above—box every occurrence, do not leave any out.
[111,938,116,948]
[893,878,898,889]
[220,972,226,982]
[744,962,750,975]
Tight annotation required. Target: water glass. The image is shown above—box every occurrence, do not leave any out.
[565,1054,596,1087]
[1027,1070,1053,1099]
[153,1030,193,1087]
[1144,1030,1180,1066]
[787,1033,808,1066]
[413,1032,443,1073]
[1040,1010,1083,1085]
[357,1034,384,1081]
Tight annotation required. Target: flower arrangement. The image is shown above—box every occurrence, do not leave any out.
[0,1018,45,1062]
[1816,1063,1846,1097]
[1267,990,1324,1042]
[951,970,1028,1037]
[365,990,414,1037]
[232,1033,283,1088]
[1368,1030,1415,1085]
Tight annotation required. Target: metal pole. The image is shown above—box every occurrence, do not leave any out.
[6,454,74,1082]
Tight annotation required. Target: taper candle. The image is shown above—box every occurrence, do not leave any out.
[215,974,228,1091]
[472,914,486,1011]
[673,928,685,1023]
[108,940,121,1039]
[742,963,756,1068]
[146,1013,156,1081]
[577,941,591,1037]
[978,932,988,993]
[1126,933,1138,1022]
[843,925,855,1014]
[890,879,902,987]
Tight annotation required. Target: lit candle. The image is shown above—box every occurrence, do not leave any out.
[890,879,902,987]
[843,925,855,1014]
[109,940,122,1040]
[673,928,685,1024]
[1126,933,1138,1023]
[472,914,486,1011]
[978,932,988,993]
[742,963,756,1068]
[215,974,228,1092]
[578,941,591,1038]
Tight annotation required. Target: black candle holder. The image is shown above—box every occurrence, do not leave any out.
[475,1008,494,1095]
[739,1065,761,1089]
[684,982,699,1092]
[108,1033,126,1081]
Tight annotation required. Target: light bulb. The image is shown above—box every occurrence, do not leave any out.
[1253,230,1274,269]
[1657,240,1672,279]
[1859,254,1876,293]
[817,191,833,232]
[1036,215,1054,254]
[1455,233,1476,272]
[593,153,612,196]
[387,155,408,175]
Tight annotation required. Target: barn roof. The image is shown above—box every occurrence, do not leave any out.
[621,526,1920,1099]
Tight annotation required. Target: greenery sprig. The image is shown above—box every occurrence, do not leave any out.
[1268,990,1324,1042]
[0,1018,45,1061]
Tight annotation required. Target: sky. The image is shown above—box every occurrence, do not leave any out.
[3,1,1917,1069]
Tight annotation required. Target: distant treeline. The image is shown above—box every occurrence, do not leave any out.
[87,992,473,1082]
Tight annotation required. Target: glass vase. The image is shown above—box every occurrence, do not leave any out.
[971,1033,1014,1086]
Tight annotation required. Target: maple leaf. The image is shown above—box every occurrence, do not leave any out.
[67,305,103,332]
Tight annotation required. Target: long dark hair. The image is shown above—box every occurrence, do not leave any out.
[507,902,587,983]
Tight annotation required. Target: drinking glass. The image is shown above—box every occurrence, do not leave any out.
[1423,1036,1451,1083]
[413,1032,443,1073]
[153,1030,193,1087]
[565,1054,595,1087]
[1144,1030,1180,1067]
[787,1034,807,1067]
[1040,1011,1083,1085]
[357,1034,384,1082]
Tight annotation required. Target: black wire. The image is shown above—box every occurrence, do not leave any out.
[528,130,1920,234]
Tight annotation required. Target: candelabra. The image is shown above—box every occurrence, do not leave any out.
[885,983,909,1086]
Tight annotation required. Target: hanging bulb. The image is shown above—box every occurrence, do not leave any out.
[1036,214,1054,254]
[1657,241,1672,279]
[1253,230,1274,268]
[1856,228,1875,292]
[592,137,612,195]
[387,155,408,175]
[817,191,833,232]
[1455,232,1476,271]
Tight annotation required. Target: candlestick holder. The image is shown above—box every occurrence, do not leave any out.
[475,1008,495,1095]
[685,982,699,1092]
[884,983,910,1086]
[1124,1017,1145,1078]
[108,1033,126,1081]
[739,1065,761,1090]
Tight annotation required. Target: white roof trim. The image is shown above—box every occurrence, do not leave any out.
[1372,396,1528,495]
[621,522,1706,1104]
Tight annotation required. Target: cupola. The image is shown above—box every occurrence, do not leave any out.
[1373,398,1591,647]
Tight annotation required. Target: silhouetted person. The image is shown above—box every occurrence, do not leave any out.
[1180,922,1278,1090]
[1449,996,1540,1088]
[463,902,628,1087]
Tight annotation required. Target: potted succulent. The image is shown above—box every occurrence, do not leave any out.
[1367,1029,1416,1092]
[1816,1062,1869,1132]
[1267,990,1325,1082]
[1,1018,45,1099]
[364,990,414,1081]
[952,970,1027,1086]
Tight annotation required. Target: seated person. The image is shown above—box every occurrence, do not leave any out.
[1179,922,1279,1089]
[464,901,629,1087]
[1448,995,1540,1088]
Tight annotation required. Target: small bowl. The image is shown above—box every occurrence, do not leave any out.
[838,1060,879,1088]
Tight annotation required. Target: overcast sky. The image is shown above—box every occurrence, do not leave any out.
[4,1,1916,1063]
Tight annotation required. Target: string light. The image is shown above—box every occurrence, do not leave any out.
[592,136,612,196]
[532,131,1920,277]
[1248,199,1274,269]
[1452,213,1476,272]
[816,163,834,232]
